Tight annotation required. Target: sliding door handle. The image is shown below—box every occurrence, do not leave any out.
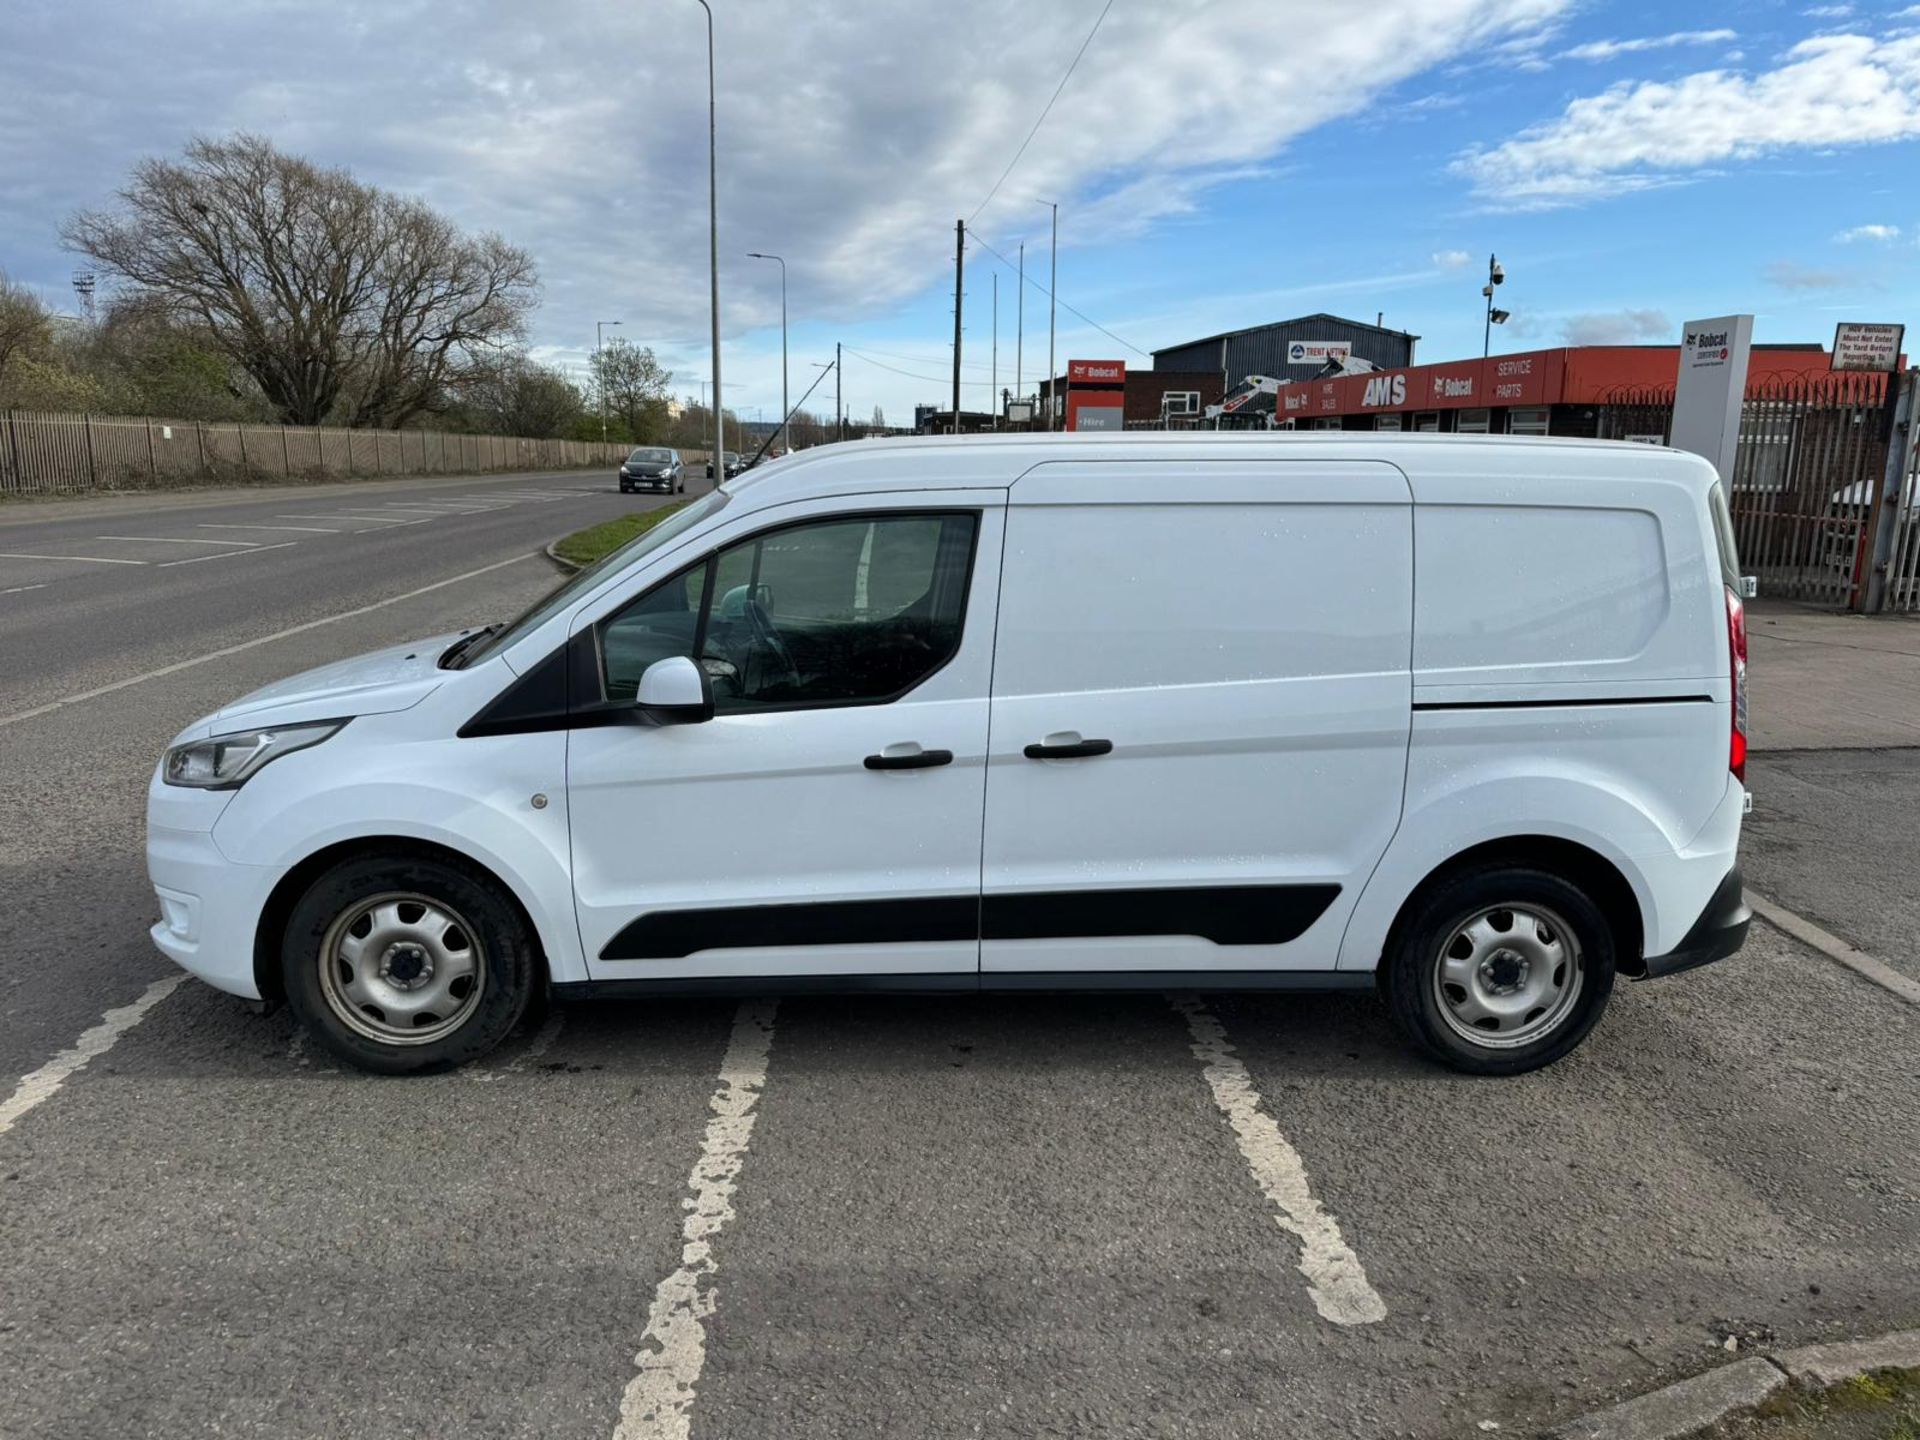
[1023,737,1113,760]
[864,747,954,770]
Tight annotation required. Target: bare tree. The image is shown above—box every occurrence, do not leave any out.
[590,338,673,442]
[63,134,537,428]
[0,271,51,382]
[463,354,586,439]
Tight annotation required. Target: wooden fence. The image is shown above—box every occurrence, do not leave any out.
[0,410,635,495]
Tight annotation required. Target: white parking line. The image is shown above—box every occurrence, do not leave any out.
[1172,996,1386,1326]
[97,535,263,547]
[158,540,298,568]
[0,976,185,1139]
[0,551,147,565]
[354,517,439,533]
[0,551,536,728]
[467,1010,567,1083]
[2,583,50,595]
[277,513,420,525]
[613,1000,778,1440]
[200,523,342,534]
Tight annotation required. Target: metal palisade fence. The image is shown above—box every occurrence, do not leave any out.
[1604,368,1920,613]
[0,410,633,495]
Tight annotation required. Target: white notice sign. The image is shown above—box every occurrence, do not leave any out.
[1832,322,1904,373]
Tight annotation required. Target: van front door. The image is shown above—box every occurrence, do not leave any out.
[569,497,1004,982]
[980,461,1413,976]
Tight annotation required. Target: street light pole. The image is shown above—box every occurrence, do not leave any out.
[747,252,787,456]
[694,0,722,488]
[1482,252,1507,360]
[595,320,621,443]
[1040,200,1058,430]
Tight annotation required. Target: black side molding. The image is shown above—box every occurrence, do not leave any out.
[1638,865,1750,980]
[600,884,1341,961]
[1413,694,1713,713]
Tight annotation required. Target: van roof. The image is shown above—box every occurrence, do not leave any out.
[727,430,1718,503]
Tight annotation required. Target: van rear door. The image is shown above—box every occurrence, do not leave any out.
[979,459,1414,977]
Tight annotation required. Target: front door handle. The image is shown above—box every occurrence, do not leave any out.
[1024,737,1114,760]
[864,747,954,770]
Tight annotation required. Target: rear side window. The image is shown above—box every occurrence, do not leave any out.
[599,511,978,711]
[1707,483,1741,586]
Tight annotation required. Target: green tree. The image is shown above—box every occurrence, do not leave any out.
[0,271,51,391]
[589,339,673,442]
[462,355,587,438]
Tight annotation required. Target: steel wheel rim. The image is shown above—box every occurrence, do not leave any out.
[318,892,486,1047]
[1430,901,1584,1050]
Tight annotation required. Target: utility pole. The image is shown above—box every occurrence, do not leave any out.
[951,220,965,434]
[991,272,999,430]
[747,252,788,456]
[695,0,722,487]
[835,341,843,442]
[1016,242,1024,417]
[1044,201,1058,431]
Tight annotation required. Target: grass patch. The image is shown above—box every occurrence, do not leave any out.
[552,502,689,568]
[1697,1368,1920,1440]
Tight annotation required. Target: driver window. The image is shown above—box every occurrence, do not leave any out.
[597,510,977,712]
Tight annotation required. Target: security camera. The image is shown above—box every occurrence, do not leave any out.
[1490,260,1505,285]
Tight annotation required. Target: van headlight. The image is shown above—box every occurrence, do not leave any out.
[163,721,345,790]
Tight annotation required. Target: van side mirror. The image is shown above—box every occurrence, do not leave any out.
[1738,575,1758,600]
[636,655,714,725]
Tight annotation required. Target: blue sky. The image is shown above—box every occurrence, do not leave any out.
[3,0,1918,423]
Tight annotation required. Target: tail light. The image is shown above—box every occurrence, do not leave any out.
[1725,585,1748,783]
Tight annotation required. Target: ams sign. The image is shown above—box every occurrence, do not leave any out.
[1361,375,1406,408]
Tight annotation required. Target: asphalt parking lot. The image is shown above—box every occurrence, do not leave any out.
[0,478,1914,1440]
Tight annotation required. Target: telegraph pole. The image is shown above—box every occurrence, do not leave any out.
[1015,242,1024,416]
[991,272,999,430]
[835,341,843,441]
[1044,202,1058,430]
[951,220,965,434]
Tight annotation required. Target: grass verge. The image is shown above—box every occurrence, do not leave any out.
[1701,1367,1920,1440]
[551,502,689,568]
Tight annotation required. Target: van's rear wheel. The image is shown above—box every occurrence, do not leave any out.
[1383,866,1616,1075]
[282,852,536,1075]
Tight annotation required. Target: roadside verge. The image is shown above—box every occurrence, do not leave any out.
[547,501,689,571]
[1549,1330,1920,1440]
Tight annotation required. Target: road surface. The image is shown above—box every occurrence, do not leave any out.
[0,471,1913,1440]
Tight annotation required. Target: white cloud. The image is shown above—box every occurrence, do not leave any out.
[1765,260,1860,290]
[1561,29,1737,62]
[1559,308,1672,344]
[1456,33,1920,207]
[1834,222,1902,241]
[1804,4,1854,16]
[0,0,1579,416]
[1432,249,1474,269]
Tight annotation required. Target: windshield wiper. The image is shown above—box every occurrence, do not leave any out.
[440,624,500,670]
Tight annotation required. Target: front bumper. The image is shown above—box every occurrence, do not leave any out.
[147,824,285,999]
[1638,865,1751,980]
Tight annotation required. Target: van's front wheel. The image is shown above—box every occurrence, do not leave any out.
[282,852,537,1075]
[1383,867,1616,1075]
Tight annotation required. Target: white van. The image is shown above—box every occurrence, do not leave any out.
[147,434,1752,1076]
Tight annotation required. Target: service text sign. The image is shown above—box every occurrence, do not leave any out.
[1832,322,1904,373]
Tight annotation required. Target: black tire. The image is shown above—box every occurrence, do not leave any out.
[281,851,539,1075]
[1381,865,1617,1076]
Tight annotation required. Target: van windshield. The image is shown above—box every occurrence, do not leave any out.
[449,491,729,668]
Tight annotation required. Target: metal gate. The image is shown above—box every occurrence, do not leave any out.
[1603,370,1900,609]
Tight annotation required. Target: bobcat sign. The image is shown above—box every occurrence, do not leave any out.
[1670,314,1754,485]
